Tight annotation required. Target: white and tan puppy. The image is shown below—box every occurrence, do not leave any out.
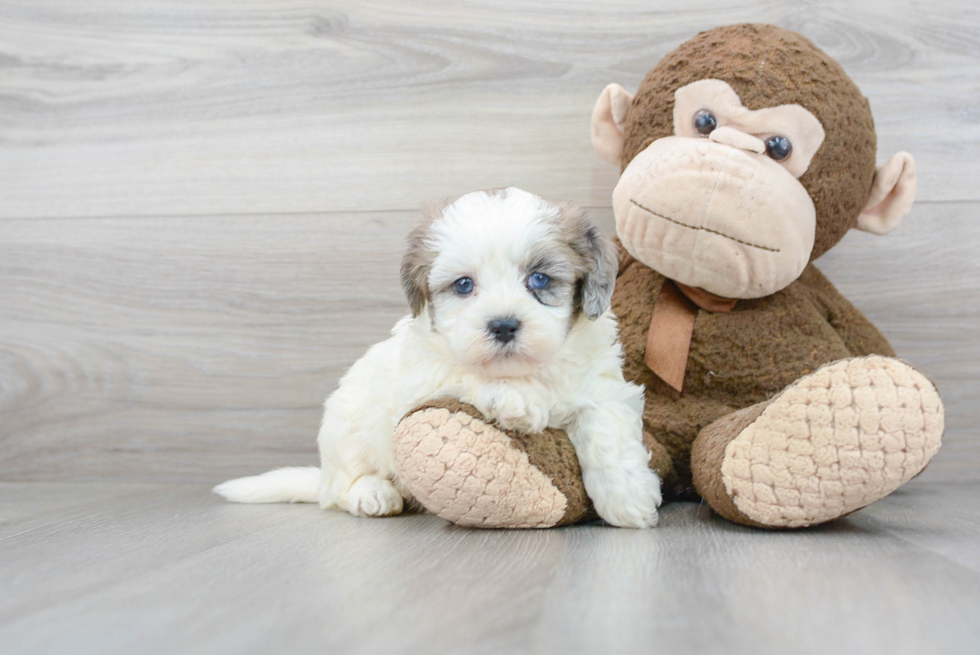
[215,188,662,528]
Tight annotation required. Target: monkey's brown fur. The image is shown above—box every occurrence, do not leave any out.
[616,246,895,500]
[613,24,887,500]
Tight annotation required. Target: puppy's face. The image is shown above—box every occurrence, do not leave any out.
[401,188,617,378]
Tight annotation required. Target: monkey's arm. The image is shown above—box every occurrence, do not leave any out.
[799,265,896,358]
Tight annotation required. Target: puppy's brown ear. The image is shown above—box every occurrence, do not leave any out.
[580,225,618,320]
[560,204,618,320]
[400,225,431,317]
[401,199,453,317]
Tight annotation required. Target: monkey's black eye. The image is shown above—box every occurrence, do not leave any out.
[765,136,793,162]
[694,110,717,136]
[454,277,474,295]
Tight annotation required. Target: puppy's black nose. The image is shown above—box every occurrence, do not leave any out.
[488,318,521,343]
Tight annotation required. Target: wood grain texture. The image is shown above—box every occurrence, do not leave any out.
[1,0,979,219]
[0,2,977,483]
[0,213,412,481]
[1,481,979,655]
[1,203,977,482]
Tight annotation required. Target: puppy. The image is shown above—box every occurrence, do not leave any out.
[215,188,662,528]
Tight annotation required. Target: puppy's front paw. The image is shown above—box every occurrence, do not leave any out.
[478,383,550,434]
[346,476,404,517]
[583,466,662,528]
[500,397,550,434]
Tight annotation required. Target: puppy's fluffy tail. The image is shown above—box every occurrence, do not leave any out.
[213,466,321,504]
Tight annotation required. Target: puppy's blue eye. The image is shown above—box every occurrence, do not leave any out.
[528,273,550,290]
[454,277,474,295]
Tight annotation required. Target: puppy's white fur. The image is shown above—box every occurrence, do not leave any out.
[215,188,662,528]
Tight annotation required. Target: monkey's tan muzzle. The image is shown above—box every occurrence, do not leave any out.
[612,137,817,299]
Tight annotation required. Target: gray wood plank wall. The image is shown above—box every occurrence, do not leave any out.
[1,1,978,483]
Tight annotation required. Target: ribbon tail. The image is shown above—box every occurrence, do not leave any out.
[644,280,698,393]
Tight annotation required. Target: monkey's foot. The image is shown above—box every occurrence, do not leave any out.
[392,399,594,528]
[692,356,944,528]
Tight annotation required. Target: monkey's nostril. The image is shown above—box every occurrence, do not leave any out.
[488,318,521,344]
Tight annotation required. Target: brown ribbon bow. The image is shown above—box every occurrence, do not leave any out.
[644,279,738,394]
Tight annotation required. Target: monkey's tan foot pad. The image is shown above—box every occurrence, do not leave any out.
[392,399,594,529]
[693,356,944,529]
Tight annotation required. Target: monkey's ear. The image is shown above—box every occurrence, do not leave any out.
[855,152,916,235]
[591,83,634,166]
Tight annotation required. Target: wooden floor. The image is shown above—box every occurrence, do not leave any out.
[1,1,979,653]
[2,479,979,655]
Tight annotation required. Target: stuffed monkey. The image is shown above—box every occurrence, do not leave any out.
[391,24,944,529]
